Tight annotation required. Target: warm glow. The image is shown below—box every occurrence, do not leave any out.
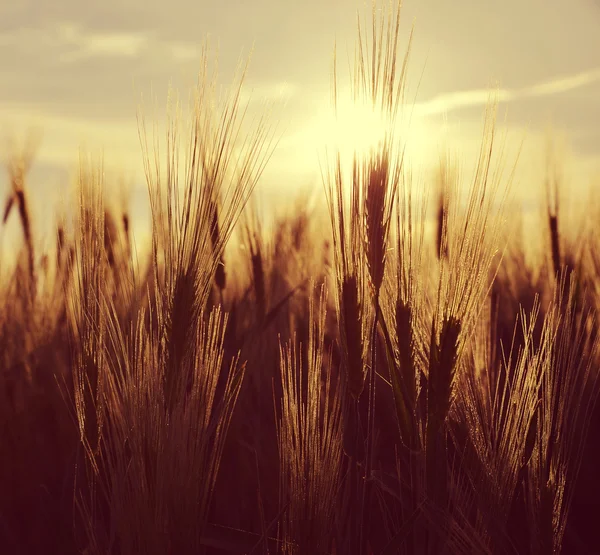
[314,90,431,174]
[329,97,391,159]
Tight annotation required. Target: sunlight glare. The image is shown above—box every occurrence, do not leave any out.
[319,89,430,177]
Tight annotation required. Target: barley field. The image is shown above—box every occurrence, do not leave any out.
[1,1,599,554]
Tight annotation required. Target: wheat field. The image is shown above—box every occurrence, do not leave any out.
[1,2,599,554]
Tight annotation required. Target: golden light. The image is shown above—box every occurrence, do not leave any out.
[316,90,431,174]
[329,96,391,159]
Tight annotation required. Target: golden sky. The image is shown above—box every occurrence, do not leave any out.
[0,0,599,238]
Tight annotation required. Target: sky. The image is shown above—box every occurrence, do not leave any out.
[0,0,599,247]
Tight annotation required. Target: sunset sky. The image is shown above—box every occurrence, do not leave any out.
[1,0,599,242]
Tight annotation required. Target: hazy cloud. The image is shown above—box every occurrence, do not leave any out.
[414,89,515,116]
[55,23,149,62]
[523,68,600,97]
[415,67,600,117]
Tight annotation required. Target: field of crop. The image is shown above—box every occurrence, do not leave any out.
[1,2,599,554]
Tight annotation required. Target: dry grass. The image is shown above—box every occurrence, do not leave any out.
[277,283,343,554]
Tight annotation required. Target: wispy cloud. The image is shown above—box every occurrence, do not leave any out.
[168,41,201,62]
[56,22,149,62]
[0,22,209,66]
[522,68,600,97]
[415,67,600,116]
[414,88,516,116]
[0,104,142,170]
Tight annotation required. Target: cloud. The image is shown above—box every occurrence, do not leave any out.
[56,22,149,62]
[414,88,516,116]
[0,21,248,120]
[0,104,142,173]
[415,67,600,117]
[522,68,600,97]
[168,41,201,62]
[0,21,207,67]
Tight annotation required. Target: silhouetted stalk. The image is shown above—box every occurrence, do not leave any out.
[548,213,561,277]
[426,315,461,553]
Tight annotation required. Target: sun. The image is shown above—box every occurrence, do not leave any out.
[317,90,430,171]
[332,98,391,158]
[322,95,390,161]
